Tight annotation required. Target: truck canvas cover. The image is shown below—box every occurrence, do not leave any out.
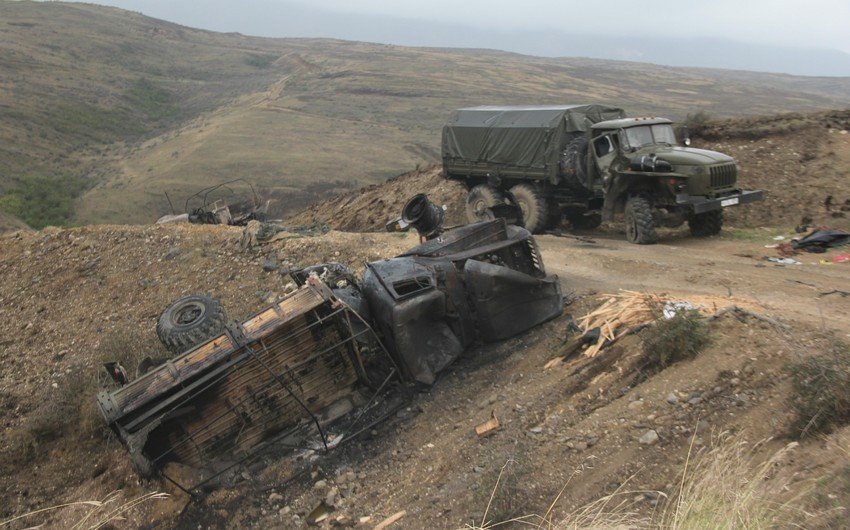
[442,105,625,173]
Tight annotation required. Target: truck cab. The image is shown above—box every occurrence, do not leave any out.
[585,117,763,243]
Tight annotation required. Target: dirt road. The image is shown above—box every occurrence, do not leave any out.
[540,230,850,334]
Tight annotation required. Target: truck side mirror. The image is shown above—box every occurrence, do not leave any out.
[678,126,691,146]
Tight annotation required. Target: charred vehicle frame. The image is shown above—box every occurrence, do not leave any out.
[98,216,563,494]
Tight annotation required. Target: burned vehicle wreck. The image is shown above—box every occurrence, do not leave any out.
[97,217,562,493]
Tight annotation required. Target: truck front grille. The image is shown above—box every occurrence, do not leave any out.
[710,164,737,189]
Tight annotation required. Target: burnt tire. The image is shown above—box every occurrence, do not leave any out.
[689,210,723,237]
[624,196,658,244]
[156,294,227,354]
[563,137,590,185]
[465,184,504,224]
[569,212,603,230]
[510,183,549,234]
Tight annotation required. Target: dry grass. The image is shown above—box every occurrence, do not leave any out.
[467,435,813,530]
[0,490,168,529]
[787,337,850,438]
[5,328,168,465]
[657,435,810,529]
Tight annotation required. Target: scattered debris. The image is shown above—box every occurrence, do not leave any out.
[475,412,500,438]
[765,257,802,265]
[576,291,667,357]
[791,228,850,253]
[545,230,597,244]
[306,501,332,525]
[374,510,406,530]
[663,301,699,319]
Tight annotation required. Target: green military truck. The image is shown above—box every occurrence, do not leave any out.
[441,105,763,243]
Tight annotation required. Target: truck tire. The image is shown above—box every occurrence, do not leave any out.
[624,196,658,244]
[156,294,227,354]
[510,183,549,234]
[465,185,504,224]
[564,137,590,185]
[689,210,723,236]
[569,212,603,230]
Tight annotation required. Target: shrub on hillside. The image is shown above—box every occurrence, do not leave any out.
[641,310,710,370]
[685,110,711,137]
[788,338,850,437]
[5,328,169,465]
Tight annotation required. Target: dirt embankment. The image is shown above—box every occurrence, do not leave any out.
[284,165,467,232]
[696,109,850,229]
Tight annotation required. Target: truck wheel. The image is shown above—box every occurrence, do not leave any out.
[569,213,603,230]
[156,294,227,354]
[624,196,658,244]
[510,184,549,234]
[465,185,504,223]
[689,210,723,236]
[564,137,590,184]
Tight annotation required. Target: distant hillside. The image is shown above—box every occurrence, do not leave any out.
[0,211,30,234]
[2,2,850,227]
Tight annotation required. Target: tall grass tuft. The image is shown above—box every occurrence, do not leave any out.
[787,337,850,437]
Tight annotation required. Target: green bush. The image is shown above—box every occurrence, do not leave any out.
[685,110,711,137]
[243,53,277,69]
[641,310,710,370]
[0,173,87,228]
[788,339,850,437]
[124,78,178,122]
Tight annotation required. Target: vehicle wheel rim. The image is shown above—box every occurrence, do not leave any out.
[473,199,486,216]
[172,302,205,327]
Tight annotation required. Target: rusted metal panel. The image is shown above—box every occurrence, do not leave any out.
[98,281,396,492]
[108,286,329,417]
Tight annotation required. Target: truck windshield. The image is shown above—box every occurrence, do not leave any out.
[623,124,677,148]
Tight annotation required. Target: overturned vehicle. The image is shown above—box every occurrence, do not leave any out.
[97,216,562,493]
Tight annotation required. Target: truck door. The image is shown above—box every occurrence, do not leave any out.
[591,133,618,189]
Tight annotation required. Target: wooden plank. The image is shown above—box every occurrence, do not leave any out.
[475,412,500,437]
[113,285,329,415]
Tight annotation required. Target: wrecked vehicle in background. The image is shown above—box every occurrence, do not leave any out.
[156,178,270,226]
[97,211,562,493]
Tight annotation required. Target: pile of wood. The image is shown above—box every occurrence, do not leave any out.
[576,291,666,358]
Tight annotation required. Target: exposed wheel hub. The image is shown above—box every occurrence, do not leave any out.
[173,302,205,327]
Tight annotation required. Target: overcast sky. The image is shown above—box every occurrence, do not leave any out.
[86,0,850,75]
[292,0,850,53]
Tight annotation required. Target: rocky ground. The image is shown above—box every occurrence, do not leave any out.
[1,216,849,528]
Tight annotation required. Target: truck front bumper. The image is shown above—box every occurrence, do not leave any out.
[676,189,764,214]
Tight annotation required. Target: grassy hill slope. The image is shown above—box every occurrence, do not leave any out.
[0,1,294,226]
[2,2,850,226]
